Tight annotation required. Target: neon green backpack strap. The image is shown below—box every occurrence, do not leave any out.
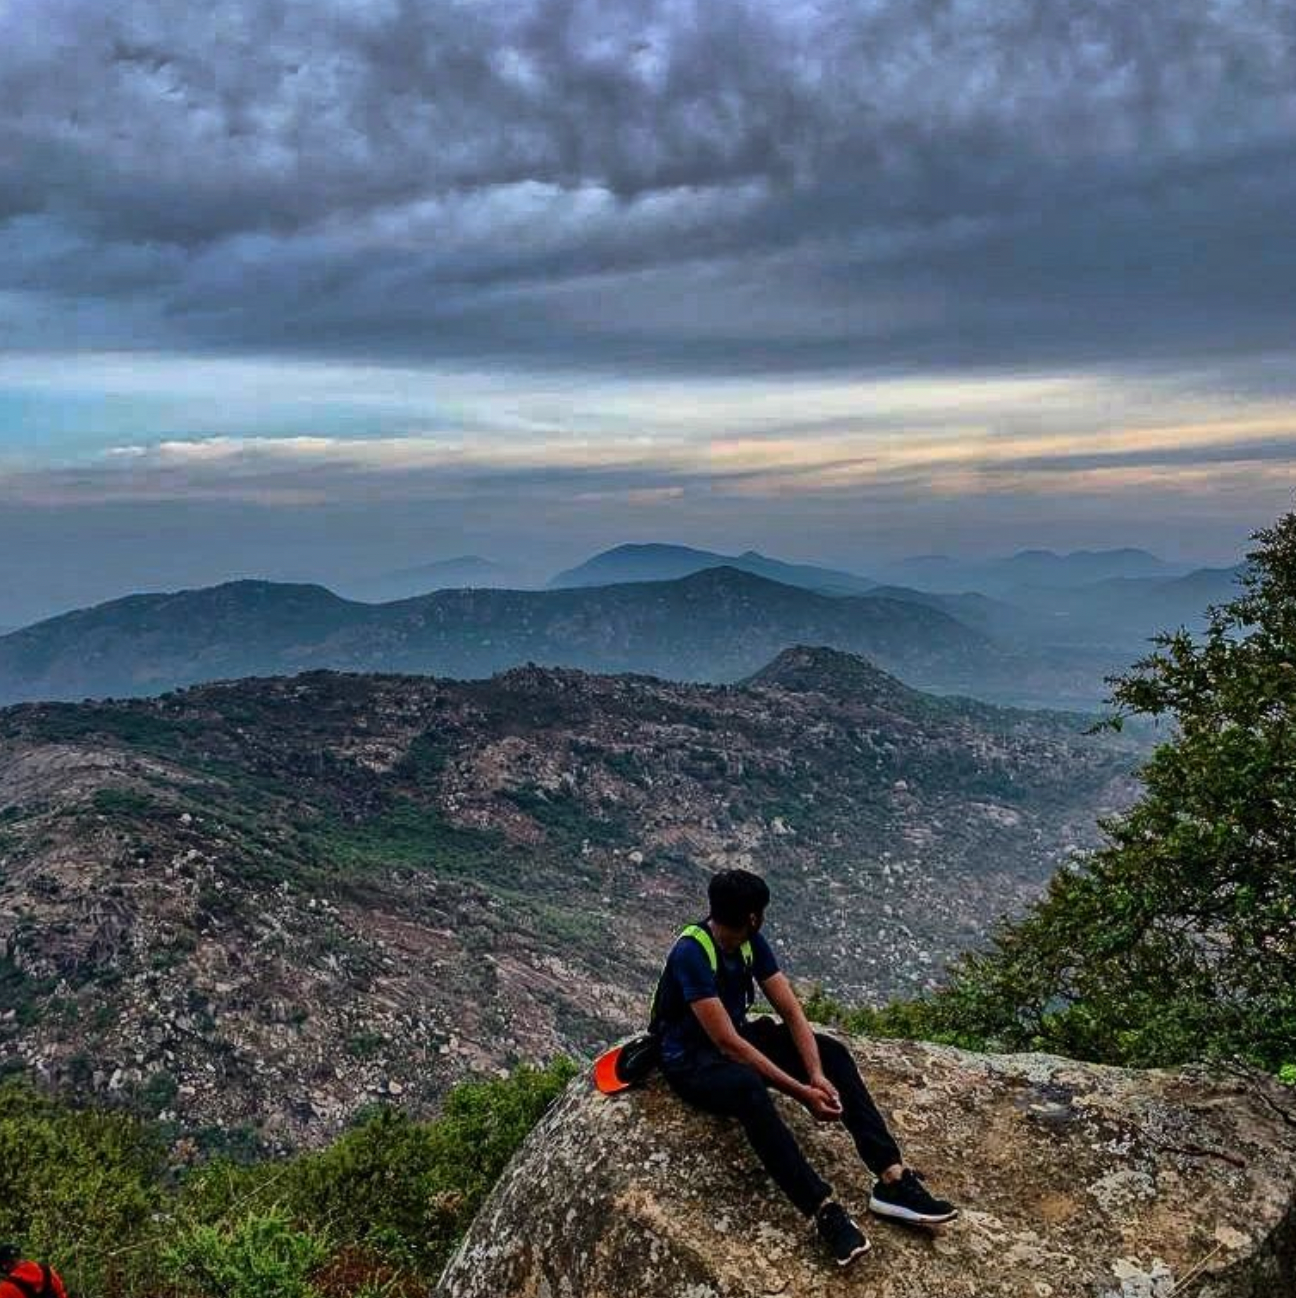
[679,925,751,976]
[648,925,753,1024]
[648,924,718,1023]
[680,923,718,972]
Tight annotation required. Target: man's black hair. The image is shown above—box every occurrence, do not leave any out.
[0,1242,20,1269]
[708,868,770,928]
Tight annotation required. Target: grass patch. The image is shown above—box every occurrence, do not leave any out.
[305,800,510,883]
[501,784,631,847]
[91,788,160,818]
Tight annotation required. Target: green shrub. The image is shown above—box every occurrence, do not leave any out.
[286,1058,576,1274]
[0,1081,166,1296]
[0,1058,575,1297]
[309,800,506,881]
[344,1032,385,1061]
[162,1210,329,1298]
[91,789,158,818]
[0,957,55,1026]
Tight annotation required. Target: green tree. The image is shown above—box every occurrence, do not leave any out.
[878,509,1296,1072]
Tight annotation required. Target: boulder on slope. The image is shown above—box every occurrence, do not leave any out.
[437,1033,1296,1298]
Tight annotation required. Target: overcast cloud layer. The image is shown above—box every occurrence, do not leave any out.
[4,0,1296,369]
[2,0,1296,623]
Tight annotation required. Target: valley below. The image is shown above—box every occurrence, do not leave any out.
[0,646,1143,1148]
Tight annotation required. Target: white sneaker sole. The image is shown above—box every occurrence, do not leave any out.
[836,1237,872,1267]
[868,1196,959,1225]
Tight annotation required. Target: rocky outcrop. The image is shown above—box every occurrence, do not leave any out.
[437,1034,1296,1298]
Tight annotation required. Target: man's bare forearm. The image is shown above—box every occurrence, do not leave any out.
[717,1032,810,1100]
[783,999,825,1080]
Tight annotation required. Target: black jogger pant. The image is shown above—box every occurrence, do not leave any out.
[662,1018,903,1217]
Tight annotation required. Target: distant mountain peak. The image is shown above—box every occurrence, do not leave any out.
[1008,546,1162,562]
[382,554,504,579]
[549,543,875,595]
[743,644,913,702]
[675,563,778,587]
[599,542,711,558]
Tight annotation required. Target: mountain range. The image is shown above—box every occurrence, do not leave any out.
[544,544,1248,660]
[549,543,1197,596]
[0,647,1141,1143]
[0,542,1249,712]
[0,567,1004,706]
[871,546,1189,592]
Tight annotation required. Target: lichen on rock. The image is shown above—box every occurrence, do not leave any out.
[437,1034,1296,1298]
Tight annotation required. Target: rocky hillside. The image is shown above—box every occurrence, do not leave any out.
[439,1035,1296,1297]
[0,648,1140,1146]
[0,567,1028,707]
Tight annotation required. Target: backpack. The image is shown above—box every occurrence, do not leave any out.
[592,923,755,1093]
[1,1263,55,1298]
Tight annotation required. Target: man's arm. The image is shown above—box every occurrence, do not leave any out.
[689,997,838,1117]
[761,972,842,1109]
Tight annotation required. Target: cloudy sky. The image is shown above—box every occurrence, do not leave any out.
[2,0,1295,622]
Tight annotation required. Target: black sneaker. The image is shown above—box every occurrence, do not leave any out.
[815,1200,871,1266]
[868,1168,958,1224]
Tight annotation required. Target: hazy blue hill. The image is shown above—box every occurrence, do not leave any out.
[1006,564,1249,647]
[0,580,364,700]
[874,553,960,584]
[864,553,1245,659]
[724,549,877,594]
[0,566,993,705]
[548,542,729,587]
[346,555,523,602]
[860,585,1034,640]
[1000,547,1181,587]
[1152,563,1249,603]
[344,565,991,684]
[873,548,1188,595]
[548,542,877,594]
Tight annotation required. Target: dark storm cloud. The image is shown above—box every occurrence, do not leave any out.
[2,0,1295,372]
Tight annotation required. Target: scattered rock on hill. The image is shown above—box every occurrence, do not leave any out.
[437,1033,1296,1297]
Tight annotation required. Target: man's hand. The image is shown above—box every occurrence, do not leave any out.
[762,972,846,1117]
[802,1082,843,1121]
[808,1070,840,1109]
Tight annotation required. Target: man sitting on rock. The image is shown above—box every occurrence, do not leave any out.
[654,868,957,1266]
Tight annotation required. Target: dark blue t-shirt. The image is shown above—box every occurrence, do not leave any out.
[658,922,779,1069]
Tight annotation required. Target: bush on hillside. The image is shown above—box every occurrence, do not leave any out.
[0,1058,576,1298]
[285,1059,578,1275]
[161,1211,329,1298]
[0,1082,165,1296]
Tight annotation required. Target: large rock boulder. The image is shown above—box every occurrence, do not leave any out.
[437,1034,1296,1298]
